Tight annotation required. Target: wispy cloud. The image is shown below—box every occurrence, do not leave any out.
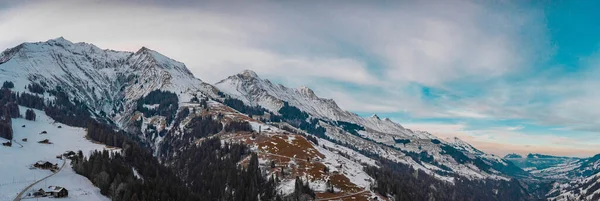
[403,121,600,157]
[1,0,599,156]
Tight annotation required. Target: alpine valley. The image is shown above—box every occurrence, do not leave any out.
[0,38,598,201]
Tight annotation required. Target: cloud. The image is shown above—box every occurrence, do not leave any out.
[505,125,524,131]
[0,0,379,86]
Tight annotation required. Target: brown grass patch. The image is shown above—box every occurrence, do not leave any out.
[257,134,324,160]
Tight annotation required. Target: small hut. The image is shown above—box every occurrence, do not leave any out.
[34,161,57,169]
[46,186,68,198]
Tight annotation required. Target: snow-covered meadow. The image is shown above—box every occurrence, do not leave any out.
[0,107,111,201]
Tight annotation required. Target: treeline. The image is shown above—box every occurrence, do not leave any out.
[364,159,532,201]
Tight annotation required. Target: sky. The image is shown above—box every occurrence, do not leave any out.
[1,0,600,157]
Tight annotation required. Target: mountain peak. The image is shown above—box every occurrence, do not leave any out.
[504,153,523,159]
[239,69,259,79]
[132,46,184,67]
[135,46,153,54]
[297,86,316,97]
[370,114,380,120]
[46,37,74,46]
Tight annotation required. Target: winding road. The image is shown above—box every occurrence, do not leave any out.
[13,159,66,201]
[12,140,23,148]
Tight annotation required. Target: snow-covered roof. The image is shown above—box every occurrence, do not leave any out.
[46,186,66,193]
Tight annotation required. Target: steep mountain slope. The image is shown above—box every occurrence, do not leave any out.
[215,70,529,182]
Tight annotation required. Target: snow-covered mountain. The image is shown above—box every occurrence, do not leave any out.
[1,37,565,200]
[0,37,222,139]
[215,70,528,181]
[215,70,414,137]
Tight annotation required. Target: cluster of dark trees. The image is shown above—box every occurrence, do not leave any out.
[27,82,45,94]
[291,177,316,201]
[87,121,129,148]
[25,109,36,121]
[0,84,96,127]
[0,102,20,119]
[393,138,410,145]
[223,97,266,116]
[364,159,532,201]
[335,121,364,136]
[224,121,253,132]
[2,81,14,89]
[17,92,45,110]
[274,102,327,139]
[170,137,281,201]
[136,90,179,123]
[0,116,12,140]
[72,146,200,201]
[278,102,308,122]
[184,115,222,139]
[45,87,93,127]
[158,114,224,161]
[79,119,286,201]
[75,121,201,200]
[0,88,19,140]
[305,135,318,145]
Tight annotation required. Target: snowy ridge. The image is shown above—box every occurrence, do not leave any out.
[215,70,524,181]
[216,70,418,138]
